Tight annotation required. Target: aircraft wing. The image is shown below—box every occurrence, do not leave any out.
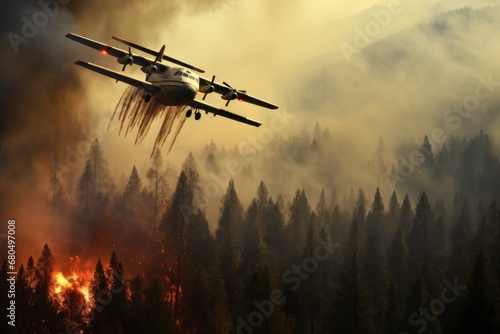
[66,33,168,71]
[189,100,261,127]
[112,36,205,73]
[199,77,279,110]
[74,60,160,92]
[235,91,279,110]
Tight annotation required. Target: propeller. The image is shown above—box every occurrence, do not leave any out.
[121,46,132,71]
[116,46,133,82]
[203,75,216,100]
[222,81,246,107]
[145,45,165,80]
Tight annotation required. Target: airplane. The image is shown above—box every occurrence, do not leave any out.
[66,33,278,127]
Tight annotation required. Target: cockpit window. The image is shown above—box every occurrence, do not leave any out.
[174,71,181,76]
[182,73,189,78]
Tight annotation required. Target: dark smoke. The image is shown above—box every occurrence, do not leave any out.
[0,0,219,263]
[1,1,87,264]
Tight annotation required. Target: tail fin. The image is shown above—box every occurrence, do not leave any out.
[155,45,165,63]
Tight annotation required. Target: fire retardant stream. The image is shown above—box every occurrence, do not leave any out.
[109,86,187,156]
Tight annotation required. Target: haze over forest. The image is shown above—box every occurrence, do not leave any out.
[1,0,500,333]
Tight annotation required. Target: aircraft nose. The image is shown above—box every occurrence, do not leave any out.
[187,85,197,100]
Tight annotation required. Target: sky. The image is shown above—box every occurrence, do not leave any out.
[1,0,500,264]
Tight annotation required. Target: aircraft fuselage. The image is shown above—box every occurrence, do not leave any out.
[148,67,200,106]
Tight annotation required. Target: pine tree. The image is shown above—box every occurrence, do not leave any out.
[144,278,176,333]
[334,250,378,333]
[316,226,336,333]
[315,189,329,226]
[419,135,435,169]
[205,151,220,173]
[475,200,498,257]
[242,199,267,268]
[161,170,197,323]
[450,199,475,278]
[33,244,61,332]
[407,192,434,278]
[389,226,409,292]
[214,179,244,329]
[215,179,244,269]
[346,218,364,262]
[256,181,270,215]
[106,252,126,330]
[303,212,320,334]
[89,259,107,333]
[386,280,404,334]
[329,203,350,248]
[288,189,311,261]
[49,152,65,205]
[399,277,442,334]
[77,139,113,206]
[60,285,86,329]
[366,186,386,239]
[182,152,202,206]
[399,194,414,236]
[186,209,216,272]
[35,244,54,302]
[146,149,168,235]
[455,252,500,333]
[427,215,450,294]
[78,162,93,207]
[182,209,226,333]
[353,188,367,225]
[364,216,390,330]
[372,135,388,178]
[15,264,32,332]
[387,190,401,237]
[242,265,274,334]
[263,198,285,264]
[434,199,448,222]
[123,165,142,204]
[126,275,146,333]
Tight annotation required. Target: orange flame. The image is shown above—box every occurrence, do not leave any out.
[54,271,91,303]
[55,272,71,294]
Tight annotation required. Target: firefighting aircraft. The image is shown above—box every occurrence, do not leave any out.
[66,33,278,127]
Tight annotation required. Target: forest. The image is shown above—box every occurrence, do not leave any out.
[2,2,500,334]
[1,124,500,334]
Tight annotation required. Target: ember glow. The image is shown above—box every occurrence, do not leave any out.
[53,256,94,304]
[54,271,92,304]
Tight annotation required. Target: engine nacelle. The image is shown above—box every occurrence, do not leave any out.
[222,90,238,101]
[117,55,133,65]
[200,85,215,94]
[142,64,158,74]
